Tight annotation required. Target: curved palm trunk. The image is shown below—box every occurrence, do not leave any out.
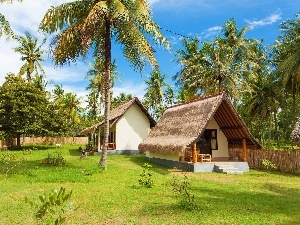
[99,18,111,169]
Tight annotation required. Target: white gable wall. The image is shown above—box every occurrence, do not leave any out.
[115,103,150,150]
[206,117,229,157]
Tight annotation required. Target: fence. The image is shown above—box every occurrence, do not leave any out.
[1,136,88,148]
[229,147,300,174]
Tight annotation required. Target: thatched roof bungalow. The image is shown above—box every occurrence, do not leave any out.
[80,97,155,152]
[138,93,261,172]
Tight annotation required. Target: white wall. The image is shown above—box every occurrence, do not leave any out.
[115,103,150,150]
[146,151,180,161]
[206,117,229,157]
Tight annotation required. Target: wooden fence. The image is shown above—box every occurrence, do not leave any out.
[229,147,300,174]
[1,136,88,148]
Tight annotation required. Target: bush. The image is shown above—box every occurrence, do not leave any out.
[41,152,66,166]
[138,163,154,188]
[13,187,74,225]
[171,174,198,210]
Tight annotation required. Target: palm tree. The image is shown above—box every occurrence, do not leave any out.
[111,92,132,109]
[40,0,169,168]
[62,92,83,143]
[13,32,46,82]
[143,69,169,120]
[174,19,256,104]
[273,13,300,125]
[86,57,118,114]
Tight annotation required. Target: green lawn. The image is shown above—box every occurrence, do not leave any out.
[0,145,300,225]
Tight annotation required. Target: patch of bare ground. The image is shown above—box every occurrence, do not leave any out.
[168,168,237,183]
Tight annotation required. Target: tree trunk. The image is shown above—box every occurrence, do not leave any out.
[99,18,111,169]
[16,133,21,150]
[274,110,279,148]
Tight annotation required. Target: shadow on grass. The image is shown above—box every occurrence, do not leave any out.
[187,182,300,224]
[133,179,300,224]
[128,155,171,175]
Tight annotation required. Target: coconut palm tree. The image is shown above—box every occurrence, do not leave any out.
[13,32,46,82]
[143,69,169,120]
[85,57,118,114]
[39,0,169,168]
[273,13,300,125]
[174,19,256,104]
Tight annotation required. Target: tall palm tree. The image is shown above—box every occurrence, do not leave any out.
[62,92,83,143]
[86,56,118,114]
[143,69,169,120]
[174,19,256,104]
[273,13,300,125]
[13,32,46,82]
[40,0,169,168]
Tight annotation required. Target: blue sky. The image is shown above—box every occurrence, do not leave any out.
[0,0,299,106]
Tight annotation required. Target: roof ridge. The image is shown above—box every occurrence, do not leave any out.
[167,92,224,109]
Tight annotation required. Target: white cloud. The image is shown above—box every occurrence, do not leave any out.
[202,26,222,40]
[112,81,146,100]
[245,11,282,29]
[0,0,89,101]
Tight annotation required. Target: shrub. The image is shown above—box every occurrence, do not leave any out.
[171,174,198,210]
[138,163,154,188]
[15,187,74,225]
[41,152,66,166]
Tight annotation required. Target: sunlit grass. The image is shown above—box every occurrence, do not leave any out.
[0,144,300,224]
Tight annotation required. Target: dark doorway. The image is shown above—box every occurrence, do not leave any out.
[197,129,218,155]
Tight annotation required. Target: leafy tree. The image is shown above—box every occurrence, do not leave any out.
[13,32,46,82]
[40,0,169,168]
[0,73,51,149]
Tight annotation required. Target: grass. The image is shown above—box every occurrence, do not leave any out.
[0,144,300,224]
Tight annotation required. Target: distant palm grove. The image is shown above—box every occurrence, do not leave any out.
[0,1,300,151]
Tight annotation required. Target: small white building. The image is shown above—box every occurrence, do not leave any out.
[80,97,156,152]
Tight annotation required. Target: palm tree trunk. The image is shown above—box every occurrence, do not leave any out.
[292,82,296,126]
[99,18,111,169]
[274,110,279,148]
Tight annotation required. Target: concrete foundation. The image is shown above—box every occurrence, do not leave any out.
[147,157,249,173]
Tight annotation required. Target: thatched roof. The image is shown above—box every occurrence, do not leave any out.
[80,97,156,136]
[138,92,261,153]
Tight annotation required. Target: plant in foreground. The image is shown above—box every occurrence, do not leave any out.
[13,187,74,225]
[138,163,154,188]
[171,174,199,210]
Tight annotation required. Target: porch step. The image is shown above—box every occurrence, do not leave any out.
[214,163,244,175]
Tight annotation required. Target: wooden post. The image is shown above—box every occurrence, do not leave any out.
[192,143,197,163]
[242,139,247,162]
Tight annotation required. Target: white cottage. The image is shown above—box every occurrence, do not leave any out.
[138,93,262,173]
[80,97,156,152]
